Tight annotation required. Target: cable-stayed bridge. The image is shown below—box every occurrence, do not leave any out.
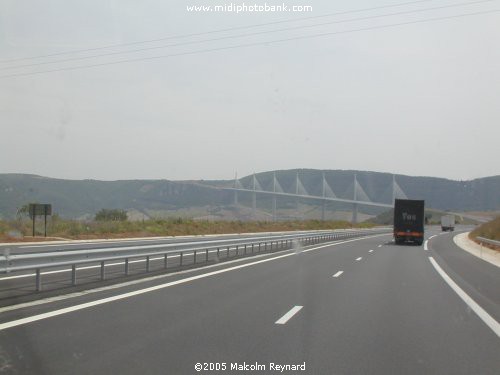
[224,172,408,222]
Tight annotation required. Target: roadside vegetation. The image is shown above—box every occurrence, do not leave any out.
[0,216,376,242]
[469,216,500,244]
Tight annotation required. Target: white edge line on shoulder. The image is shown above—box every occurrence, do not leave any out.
[428,256,500,338]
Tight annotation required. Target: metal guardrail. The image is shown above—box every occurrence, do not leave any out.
[476,236,500,247]
[0,228,390,291]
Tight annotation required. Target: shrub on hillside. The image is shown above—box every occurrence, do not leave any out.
[95,209,128,222]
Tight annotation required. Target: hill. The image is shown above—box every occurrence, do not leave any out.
[0,170,498,220]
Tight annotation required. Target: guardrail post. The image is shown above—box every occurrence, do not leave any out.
[205,249,208,263]
[227,246,230,257]
[164,254,167,269]
[71,265,76,286]
[146,256,150,272]
[125,258,130,275]
[100,261,105,280]
[36,268,42,291]
[252,244,254,253]
[259,243,261,252]
[180,252,183,266]
[244,244,247,255]
[217,247,220,258]
[194,250,197,264]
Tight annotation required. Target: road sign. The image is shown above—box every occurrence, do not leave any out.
[29,204,52,217]
[28,204,52,237]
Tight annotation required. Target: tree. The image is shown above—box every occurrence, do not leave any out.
[95,209,128,222]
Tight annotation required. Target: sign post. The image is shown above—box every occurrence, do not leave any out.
[28,204,52,237]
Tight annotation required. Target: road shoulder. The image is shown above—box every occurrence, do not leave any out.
[454,232,500,268]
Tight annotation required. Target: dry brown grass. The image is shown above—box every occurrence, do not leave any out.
[469,216,500,250]
[0,218,375,242]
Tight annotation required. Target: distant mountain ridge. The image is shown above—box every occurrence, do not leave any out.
[0,170,498,220]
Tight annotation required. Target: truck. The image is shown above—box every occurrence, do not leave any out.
[393,199,425,245]
[440,215,455,231]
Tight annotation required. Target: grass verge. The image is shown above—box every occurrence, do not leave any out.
[469,216,500,250]
[0,218,376,242]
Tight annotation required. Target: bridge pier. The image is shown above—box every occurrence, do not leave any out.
[252,192,256,218]
[272,196,277,222]
[226,171,399,223]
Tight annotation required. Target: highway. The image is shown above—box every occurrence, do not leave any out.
[0,227,499,374]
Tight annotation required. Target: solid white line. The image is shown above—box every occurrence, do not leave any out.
[0,235,389,331]
[275,306,303,325]
[429,235,436,240]
[428,257,500,338]
[332,271,343,278]
[355,257,362,261]
[368,250,374,253]
[424,240,429,251]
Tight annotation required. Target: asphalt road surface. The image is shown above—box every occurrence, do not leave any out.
[0,227,498,374]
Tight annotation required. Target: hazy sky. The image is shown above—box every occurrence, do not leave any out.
[1,0,499,181]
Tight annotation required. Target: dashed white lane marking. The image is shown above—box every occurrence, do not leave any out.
[355,257,362,261]
[332,271,343,278]
[424,240,429,251]
[428,257,500,338]
[275,306,303,325]
[377,245,382,248]
[368,250,374,253]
